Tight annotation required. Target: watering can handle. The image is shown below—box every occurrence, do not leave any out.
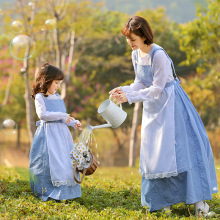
[109,95,123,109]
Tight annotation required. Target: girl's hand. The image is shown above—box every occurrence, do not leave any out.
[66,114,75,124]
[111,92,128,105]
[75,120,82,130]
[109,87,123,95]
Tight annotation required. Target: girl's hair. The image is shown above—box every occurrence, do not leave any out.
[31,63,64,99]
[122,16,154,45]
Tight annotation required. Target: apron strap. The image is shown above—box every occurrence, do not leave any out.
[151,48,179,80]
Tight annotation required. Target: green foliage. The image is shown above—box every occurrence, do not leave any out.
[0,0,218,150]
[181,64,220,128]
[177,0,219,71]
[176,0,220,128]
[1,166,220,219]
[0,50,27,128]
[0,0,193,127]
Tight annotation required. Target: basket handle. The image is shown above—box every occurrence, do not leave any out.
[73,163,86,184]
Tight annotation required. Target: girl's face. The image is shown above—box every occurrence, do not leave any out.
[47,80,62,95]
[126,33,146,50]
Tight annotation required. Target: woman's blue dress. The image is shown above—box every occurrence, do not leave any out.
[122,44,218,211]
[29,93,81,201]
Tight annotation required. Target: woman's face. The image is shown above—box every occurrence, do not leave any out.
[126,33,146,50]
[47,80,62,95]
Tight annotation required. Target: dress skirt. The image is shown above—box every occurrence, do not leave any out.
[141,81,218,211]
[29,124,81,201]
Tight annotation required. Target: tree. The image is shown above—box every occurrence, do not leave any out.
[0,54,26,149]
[176,0,220,128]
[129,102,141,167]
[0,0,198,165]
[0,70,26,148]
[16,0,37,145]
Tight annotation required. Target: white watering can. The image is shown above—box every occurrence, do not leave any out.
[87,95,127,130]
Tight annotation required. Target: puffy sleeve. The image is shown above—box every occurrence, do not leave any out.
[120,51,146,93]
[123,50,172,104]
[35,93,69,122]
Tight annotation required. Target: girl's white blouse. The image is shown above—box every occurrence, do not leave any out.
[35,93,76,127]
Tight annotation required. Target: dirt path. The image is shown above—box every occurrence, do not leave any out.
[0,145,29,168]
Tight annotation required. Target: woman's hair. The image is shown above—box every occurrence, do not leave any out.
[122,16,154,45]
[31,63,64,99]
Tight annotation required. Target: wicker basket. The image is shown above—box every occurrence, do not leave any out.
[73,150,98,184]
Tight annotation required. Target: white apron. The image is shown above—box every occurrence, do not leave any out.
[133,46,178,179]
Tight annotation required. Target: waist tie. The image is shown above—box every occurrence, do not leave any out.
[36,120,63,126]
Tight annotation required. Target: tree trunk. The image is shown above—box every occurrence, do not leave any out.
[16,121,21,149]
[54,24,61,68]
[129,102,142,167]
[0,64,15,109]
[17,0,37,148]
[61,30,75,100]
[24,67,35,145]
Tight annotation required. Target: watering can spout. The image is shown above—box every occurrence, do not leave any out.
[87,124,112,131]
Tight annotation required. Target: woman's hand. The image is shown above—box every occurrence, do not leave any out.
[111,92,128,105]
[109,87,123,95]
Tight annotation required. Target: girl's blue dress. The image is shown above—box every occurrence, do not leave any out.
[122,44,218,211]
[29,93,81,201]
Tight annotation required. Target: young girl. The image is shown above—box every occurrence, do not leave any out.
[110,16,218,216]
[29,63,82,201]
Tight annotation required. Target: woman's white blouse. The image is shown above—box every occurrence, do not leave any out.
[121,49,174,104]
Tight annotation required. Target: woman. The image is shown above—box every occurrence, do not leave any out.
[109,16,218,216]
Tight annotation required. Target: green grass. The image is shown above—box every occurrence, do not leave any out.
[0,166,220,219]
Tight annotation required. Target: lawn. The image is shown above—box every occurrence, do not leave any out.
[0,166,219,219]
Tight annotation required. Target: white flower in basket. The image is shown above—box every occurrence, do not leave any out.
[70,142,92,171]
[70,127,98,184]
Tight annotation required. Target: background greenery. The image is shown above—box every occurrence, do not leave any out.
[0,0,219,165]
[0,0,219,218]
[0,165,220,219]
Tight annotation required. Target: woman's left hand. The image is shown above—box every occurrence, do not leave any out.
[112,92,128,105]
[109,87,123,95]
